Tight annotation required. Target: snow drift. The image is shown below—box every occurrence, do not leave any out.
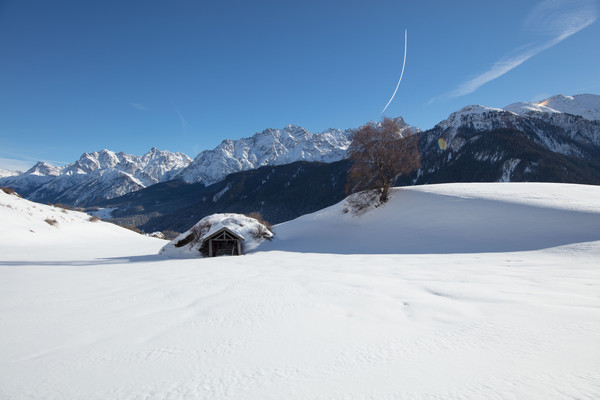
[263,183,600,254]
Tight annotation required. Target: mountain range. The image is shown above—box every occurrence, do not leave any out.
[0,148,192,206]
[1,122,392,206]
[410,96,600,186]
[1,94,599,233]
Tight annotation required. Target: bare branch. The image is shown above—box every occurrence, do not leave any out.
[347,117,421,204]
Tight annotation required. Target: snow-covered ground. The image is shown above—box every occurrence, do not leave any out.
[263,183,600,254]
[1,183,599,399]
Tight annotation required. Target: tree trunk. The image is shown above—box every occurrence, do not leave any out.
[379,183,390,203]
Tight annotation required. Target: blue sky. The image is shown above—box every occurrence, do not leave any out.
[1,0,599,171]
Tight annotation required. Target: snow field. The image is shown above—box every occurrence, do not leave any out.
[1,184,600,399]
[263,183,600,254]
[2,251,599,399]
[0,191,162,262]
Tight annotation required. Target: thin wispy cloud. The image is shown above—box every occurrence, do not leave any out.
[172,103,198,138]
[437,0,598,101]
[0,152,69,165]
[0,157,33,172]
[0,154,70,172]
[129,103,147,111]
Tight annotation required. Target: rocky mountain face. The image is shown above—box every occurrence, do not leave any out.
[175,118,418,185]
[174,125,354,185]
[0,162,64,197]
[409,95,600,186]
[0,148,192,206]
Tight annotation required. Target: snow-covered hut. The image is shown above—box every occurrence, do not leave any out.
[159,213,273,258]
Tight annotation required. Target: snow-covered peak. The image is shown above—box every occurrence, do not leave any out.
[137,148,192,179]
[0,168,22,178]
[176,117,421,185]
[61,148,192,184]
[97,149,120,166]
[459,104,504,114]
[24,161,64,177]
[141,146,188,161]
[2,148,193,205]
[176,124,356,184]
[425,94,600,157]
[147,146,161,154]
[440,104,503,126]
[69,149,120,174]
[434,105,515,141]
[438,94,600,136]
[504,94,600,121]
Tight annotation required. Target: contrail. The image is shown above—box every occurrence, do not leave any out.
[381,29,407,114]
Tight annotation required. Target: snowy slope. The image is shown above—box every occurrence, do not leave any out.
[1,183,600,399]
[504,94,600,120]
[0,189,164,261]
[263,183,600,254]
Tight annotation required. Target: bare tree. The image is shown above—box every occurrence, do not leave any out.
[347,117,421,204]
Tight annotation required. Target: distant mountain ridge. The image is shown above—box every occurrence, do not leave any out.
[0,118,418,205]
[432,103,599,157]
[0,148,192,205]
[175,119,419,185]
[174,124,354,185]
[0,169,22,178]
[1,94,598,212]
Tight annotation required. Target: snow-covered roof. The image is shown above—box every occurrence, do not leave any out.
[203,226,245,241]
